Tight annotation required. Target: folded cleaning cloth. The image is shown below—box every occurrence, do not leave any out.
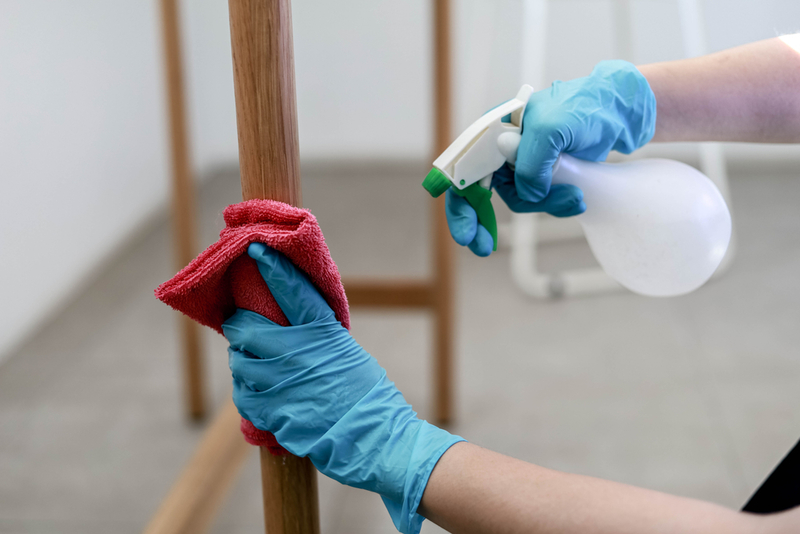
[155,199,349,454]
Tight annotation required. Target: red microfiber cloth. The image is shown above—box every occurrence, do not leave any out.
[155,199,350,455]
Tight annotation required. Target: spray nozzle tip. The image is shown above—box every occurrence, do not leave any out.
[422,168,453,197]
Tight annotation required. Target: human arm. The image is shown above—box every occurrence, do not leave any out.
[226,244,797,534]
[447,34,800,257]
[639,35,800,143]
[421,441,800,534]
[224,243,463,534]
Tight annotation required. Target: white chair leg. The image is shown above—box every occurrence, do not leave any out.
[510,213,552,298]
[519,0,548,86]
[611,0,634,62]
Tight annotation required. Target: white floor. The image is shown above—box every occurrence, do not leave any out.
[1,161,799,533]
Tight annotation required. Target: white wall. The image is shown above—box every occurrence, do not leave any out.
[453,0,800,131]
[1,0,799,359]
[0,0,432,359]
[452,0,800,162]
[179,0,433,168]
[0,1,169,358]
[292,1,432,160]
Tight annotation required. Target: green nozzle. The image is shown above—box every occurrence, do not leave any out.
[422,168,452,197]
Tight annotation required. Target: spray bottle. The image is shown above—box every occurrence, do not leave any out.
[422,85,732,297]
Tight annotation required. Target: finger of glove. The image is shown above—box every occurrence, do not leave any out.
[227,309,380,389]
[494,166,584,216]
[514,127,563,203]
[247,242,335,326]
[232,376,263,424]
[231,377,306,455]
[445,189,478,246]
[231,377,307,455]
[228,341,318,392]
[229,348,267,392]
[231,377,292,447]
[530,183,584,215]
[549,198,587,218]
[223,308,283,357]
[231,341,386,456]
[467,224,494,257]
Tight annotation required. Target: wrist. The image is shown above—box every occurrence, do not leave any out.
[304,370,464,534]
[592,59,658,152]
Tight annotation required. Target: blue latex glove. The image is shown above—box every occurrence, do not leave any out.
[448,59,656,257]
[223,243,464,534]
[446,165,586,256]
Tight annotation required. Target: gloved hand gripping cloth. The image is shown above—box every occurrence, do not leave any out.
[156,199,462,534]
[155,199,350,453]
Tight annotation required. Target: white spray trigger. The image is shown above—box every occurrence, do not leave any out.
[432,84,533,190]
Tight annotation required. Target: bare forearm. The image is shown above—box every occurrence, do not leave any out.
[419,442,773,534]
[638,36,800,143]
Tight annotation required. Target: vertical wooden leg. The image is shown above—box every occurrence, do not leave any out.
[433,197,455,425]
[260,449,320,534]
[178,316,205,420]
[228,0,319,532]
[160,0,206,420]
[433,0,455,426]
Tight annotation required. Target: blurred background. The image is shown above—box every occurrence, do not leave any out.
[1,0,800,532]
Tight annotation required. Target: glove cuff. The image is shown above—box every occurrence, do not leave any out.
[302,371,464,534]
[382,422,465,534]
[592,59,658,153]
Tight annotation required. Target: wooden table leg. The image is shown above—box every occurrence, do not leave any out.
[227,0,320,532]
[432,0,455,426]
[159,0,206,421]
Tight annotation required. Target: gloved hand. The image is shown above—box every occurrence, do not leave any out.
[446,165,586,256]
[449,59,656,257]
[223,243,464,534]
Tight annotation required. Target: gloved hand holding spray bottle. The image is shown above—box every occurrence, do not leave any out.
[423,61,732,297]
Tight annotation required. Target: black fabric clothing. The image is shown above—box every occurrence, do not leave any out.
[743,438,800,513]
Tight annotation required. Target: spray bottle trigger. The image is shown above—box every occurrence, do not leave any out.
[452,182,498,251]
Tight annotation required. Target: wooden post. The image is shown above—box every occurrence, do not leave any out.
[432,0,455,425]
[159,0,206,420]
[227,1,320,533]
